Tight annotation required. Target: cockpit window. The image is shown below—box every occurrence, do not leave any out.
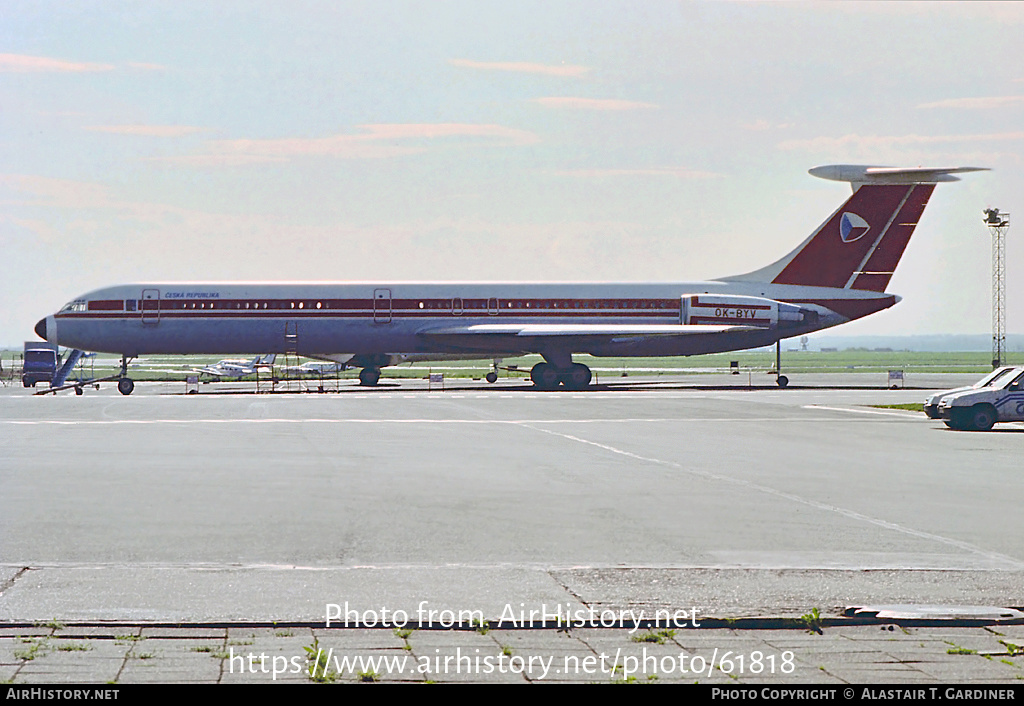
[59,300,87,313]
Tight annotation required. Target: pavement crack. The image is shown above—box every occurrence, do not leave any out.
[0,566,32,597]
[548,570,587,606]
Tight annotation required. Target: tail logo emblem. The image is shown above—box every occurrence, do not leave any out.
[839,212,870,243]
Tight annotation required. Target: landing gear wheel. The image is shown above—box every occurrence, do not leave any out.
[970,405,997,432]
[358,367,381,387]
[485,371,498,384]
[561,363,592,391]
[530,363,560,391]
[776,375,789,388]
[117,378,135,396]
[75,386,83,396]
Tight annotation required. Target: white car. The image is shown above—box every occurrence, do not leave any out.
[937,367,1024,431]
[924,366,1021,419]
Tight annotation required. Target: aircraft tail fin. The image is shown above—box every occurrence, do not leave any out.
[723,165,986,292]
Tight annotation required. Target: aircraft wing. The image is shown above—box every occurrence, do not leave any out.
[420,322,757,343]
[194,365,249,377]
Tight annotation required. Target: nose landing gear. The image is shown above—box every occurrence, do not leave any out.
[117,354,135,395]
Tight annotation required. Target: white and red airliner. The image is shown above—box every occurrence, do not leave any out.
[35,164,984,393]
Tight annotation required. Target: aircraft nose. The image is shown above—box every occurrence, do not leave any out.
[35,318,47,340]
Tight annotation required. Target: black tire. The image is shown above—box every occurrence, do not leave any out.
[562,363,592,391]
[485,372,498,384]
[947,408,972,431]
[777,375,789,388]
[358,367,380,387]
[117,378,134,396]
[970,404,997,432]
[75,386,83,396]
[530,363,560,390]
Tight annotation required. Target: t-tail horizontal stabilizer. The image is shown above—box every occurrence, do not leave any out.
[810,164,988,189]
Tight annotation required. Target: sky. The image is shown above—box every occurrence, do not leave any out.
[2,1,1022,347]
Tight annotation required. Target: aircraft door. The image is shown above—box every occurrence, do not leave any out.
[373,289,392,323]
[141,289,160,325]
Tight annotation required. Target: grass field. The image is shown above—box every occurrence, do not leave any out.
[3,348,1022,383]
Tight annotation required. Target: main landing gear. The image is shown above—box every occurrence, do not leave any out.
[358,367,381,387]
[529,362,592,391]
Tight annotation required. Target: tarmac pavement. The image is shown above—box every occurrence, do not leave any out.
[1,373,1022,684]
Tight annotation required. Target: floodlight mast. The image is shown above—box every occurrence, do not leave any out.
[983,208,1009,368]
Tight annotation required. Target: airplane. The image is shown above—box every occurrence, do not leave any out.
[34,164,985,395]
[194,354,276,379]
[277,359,346,377]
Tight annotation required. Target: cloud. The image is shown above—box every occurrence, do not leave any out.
[824,1,1024,23]
[0,53,115,73]
[158,123,540,166]
[8,217,61,244]
[354,123,538,143]
[554,168,722,179]
[532,97,658,111]
[778,132,1024,151]
[449,59,589,77]
[740,119,795,131]
[1,174,117,209]
[83,125,209,137]
[917,96,1024,110]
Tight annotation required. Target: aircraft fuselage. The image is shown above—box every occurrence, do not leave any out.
[38,279,890,360]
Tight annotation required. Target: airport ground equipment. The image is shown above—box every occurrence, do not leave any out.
[34,351,134,396]
[21,341,60,387]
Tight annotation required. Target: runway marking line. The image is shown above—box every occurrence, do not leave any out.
[517,424,1024,571]
[2,416,911,426]
[804,404,925,418]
